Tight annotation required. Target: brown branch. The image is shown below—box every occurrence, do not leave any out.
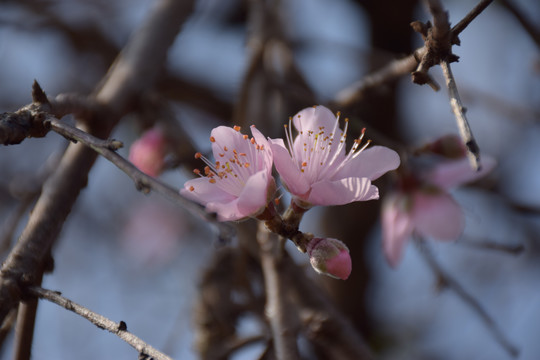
[26,286,173,360]
[0,81,51,146]
[333,49,428,107]
[0,0,196,332]
[0,309,17,351]
[48,117,235,242]
[415,238,519,358]
[257,223,300,360]
[440,60,481,170]
[500,0,540,49]
[410,0,494,171]
[452,0,495,38]
[458,238,524,255]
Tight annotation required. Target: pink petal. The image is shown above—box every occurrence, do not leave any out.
[250,126,274,172]
[292,106,338,135]
[181,177,236,205]
[210,126,252,159]
[412,191,464,241]
[237,170,273,216]
[292,106,345,164]
[427,156,496,189]
[381,194,415,268]
[333,146,401,181]
[270,138,310,196]
[206,198,243,222]
[307,177,378,206]
[325,249,352,280]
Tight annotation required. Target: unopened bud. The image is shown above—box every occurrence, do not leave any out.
[129,128,166,177]
[417,134,466,159]
[306,237,351,280]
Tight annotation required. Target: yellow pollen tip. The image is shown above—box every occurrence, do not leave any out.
[243,134,249,140]
[189,186,195,191]
[193,169,200,175]
[233,125,241,132]
[209,179,216,184]
[210,136,216,142]
[194,152,202,159]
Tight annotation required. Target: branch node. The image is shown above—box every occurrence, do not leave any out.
[108,140,124,150]
[118,320,128,331]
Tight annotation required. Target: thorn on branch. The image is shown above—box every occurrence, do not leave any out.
[31,80,50,106]
[1,81,53,145]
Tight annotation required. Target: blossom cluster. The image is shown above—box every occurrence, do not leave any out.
[177,105,400,279]
[129,107,494,278]
[181,105,401,221]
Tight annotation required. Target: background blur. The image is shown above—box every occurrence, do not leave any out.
[1,0,539,359]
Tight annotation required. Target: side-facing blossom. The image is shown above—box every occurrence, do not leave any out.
[181,125,275,222]
[270,106,400,208]
[129,127,166,177]
[307,237,352,280]
[382,154,496,268]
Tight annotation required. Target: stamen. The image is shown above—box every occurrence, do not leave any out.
[233,125,241,132]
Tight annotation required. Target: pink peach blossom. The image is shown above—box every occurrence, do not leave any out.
[382,155,496,268]
[181,125,275,222]
[129,127,166,177]
[270,106,400,208]
[307,237,352,280]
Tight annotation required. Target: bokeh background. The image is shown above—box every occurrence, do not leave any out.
[1,0,539,359]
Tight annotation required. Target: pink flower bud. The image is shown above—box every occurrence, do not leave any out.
[417,134,466,159]
[306,237,352,280]
[129,128,166,177]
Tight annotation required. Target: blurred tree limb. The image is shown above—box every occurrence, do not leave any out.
[0,0,196,351]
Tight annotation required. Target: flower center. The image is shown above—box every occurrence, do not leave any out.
[284,111,371,183]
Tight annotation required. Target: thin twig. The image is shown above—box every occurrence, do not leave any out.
[458,238,524,255]
[499,0,540,49]
[48,117,235,242]
[333,49,427,107]
[440,61,481,170]
[411,0,496,171]
[26,286,173,360]
[451,0,494,38]
[415,238,519,358]
[13,277,43,360]
[0,308,17,350]
[257,222,300,360]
